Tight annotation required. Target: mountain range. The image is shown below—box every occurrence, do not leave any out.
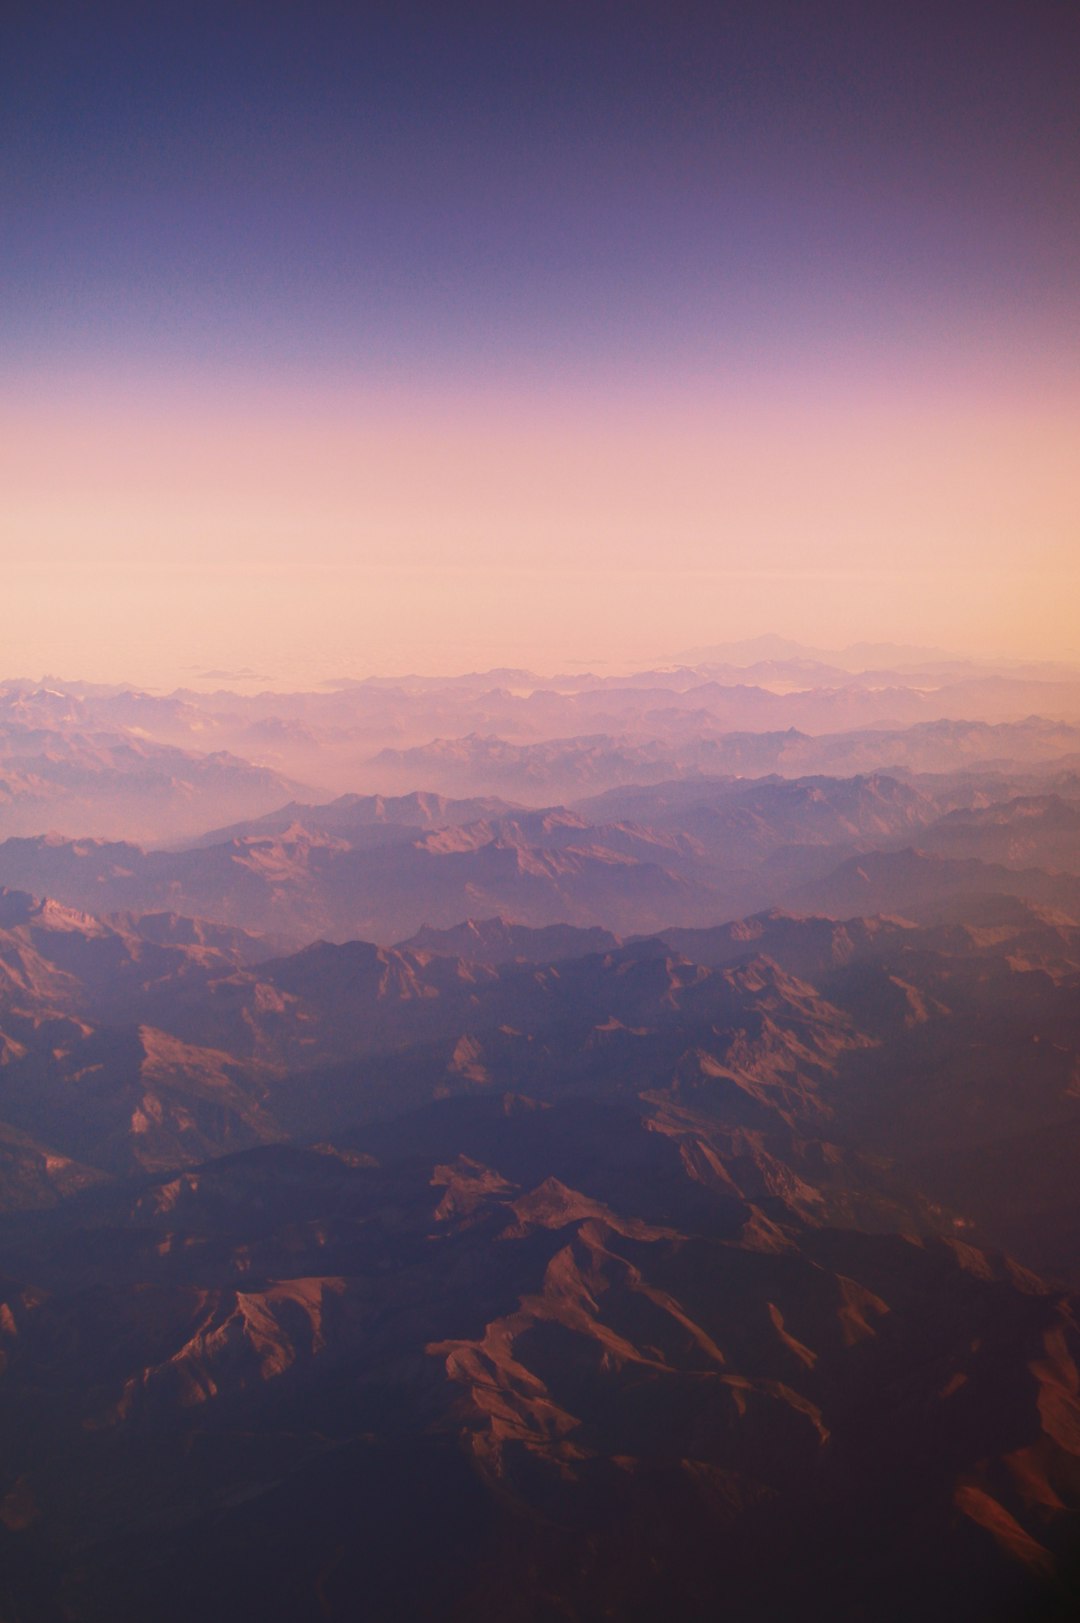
[0,879,1078,1618]
[0,776,1076,948]
[1,648,1079,1620]
[4,654,1080,825]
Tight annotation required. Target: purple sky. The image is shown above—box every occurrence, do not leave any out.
[3,1,1078,681]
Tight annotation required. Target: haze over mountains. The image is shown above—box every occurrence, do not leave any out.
[1,769,1077,949]
[0,644,1079,1621]
[4,639,1079,837]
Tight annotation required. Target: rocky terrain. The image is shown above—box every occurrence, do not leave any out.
[0,651,1078,1620]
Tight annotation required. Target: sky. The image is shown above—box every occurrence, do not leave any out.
[3,0,1078,685]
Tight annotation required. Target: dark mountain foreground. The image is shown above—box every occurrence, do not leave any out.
[0,883,1078,1619]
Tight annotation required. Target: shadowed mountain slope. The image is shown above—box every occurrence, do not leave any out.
[0,1091,1077,1623]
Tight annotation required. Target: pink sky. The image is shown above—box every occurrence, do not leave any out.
[3,358,1077,687]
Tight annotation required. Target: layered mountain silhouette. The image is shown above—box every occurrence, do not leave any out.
[3,665,1079,821]
[0,703,304,841]
[0,773,1076,947]
[372,718,1080,799]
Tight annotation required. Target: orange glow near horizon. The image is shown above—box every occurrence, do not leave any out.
[3,361,1078,688]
